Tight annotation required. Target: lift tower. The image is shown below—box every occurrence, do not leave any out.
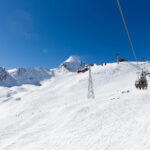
[88,66,95,99]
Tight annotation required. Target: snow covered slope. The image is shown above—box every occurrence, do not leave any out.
[0,60,150,150]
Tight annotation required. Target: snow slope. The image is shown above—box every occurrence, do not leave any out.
[0,60,150,150]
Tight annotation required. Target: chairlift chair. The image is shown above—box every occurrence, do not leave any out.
[135,71,148,90]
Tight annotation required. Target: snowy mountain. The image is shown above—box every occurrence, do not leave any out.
[0,56,85,87]
[60,56,86,72]
[0,67,52,87]
[0,59,150,150]
[9,68,52,86]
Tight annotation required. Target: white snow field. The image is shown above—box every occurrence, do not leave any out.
[0,57,150,150]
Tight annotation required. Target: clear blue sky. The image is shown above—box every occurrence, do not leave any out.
[0,0,150,69]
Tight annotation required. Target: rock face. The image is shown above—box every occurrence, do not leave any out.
[60,56,86,72]
[0,67,8,81]
[0,67,17,87]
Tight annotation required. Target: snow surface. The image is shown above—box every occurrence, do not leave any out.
[0,60,150,150]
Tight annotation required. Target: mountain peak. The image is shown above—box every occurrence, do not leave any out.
[65,56,81,64]
[61,56,86,72]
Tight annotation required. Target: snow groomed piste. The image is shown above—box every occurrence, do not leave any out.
[0,56,150,150]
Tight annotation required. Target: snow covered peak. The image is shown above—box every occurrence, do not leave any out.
[65,56,81,64]
[60,56,86,72]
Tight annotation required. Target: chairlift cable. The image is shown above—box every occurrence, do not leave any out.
[116,0,137,62]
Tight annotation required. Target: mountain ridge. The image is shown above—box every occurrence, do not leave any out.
[0,56,86,87]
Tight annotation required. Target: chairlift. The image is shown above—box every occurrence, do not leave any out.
[116,0,149,90]
[135,71,148,90]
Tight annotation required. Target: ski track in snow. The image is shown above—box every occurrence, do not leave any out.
[0,62,150,150]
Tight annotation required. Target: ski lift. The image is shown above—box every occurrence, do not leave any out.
[135,71,148,90]
[116,0,149,90]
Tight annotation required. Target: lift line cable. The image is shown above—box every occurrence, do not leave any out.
[116,0,138,62]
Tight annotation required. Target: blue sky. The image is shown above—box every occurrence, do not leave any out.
[0,0,150,69]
